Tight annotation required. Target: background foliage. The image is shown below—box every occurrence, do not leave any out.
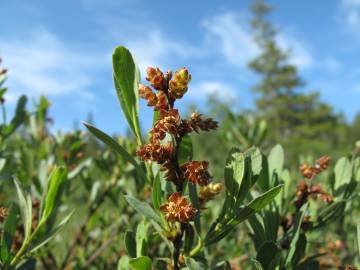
[0,0,359,269]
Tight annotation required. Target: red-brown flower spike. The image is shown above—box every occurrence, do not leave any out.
[146,67,164,90]
[299,155,331,179]
[160,192,197,223]
[315,155,331,171]
[189,112,218,132]
[154,91,168,110]
[182,161,212,186]
[139,84,158,106]
[136,143,173,164]
[169,67,191,99]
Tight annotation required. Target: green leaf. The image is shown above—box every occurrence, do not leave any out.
[224,148,244,198]
[40,167,68,224]
[152,172,162,210]
[334,157,352,190]
[124,195,162,224]
[205,185,283,246]
[188,183,201,234]
[313,201,346,229]
[118,256,130,270]
[256,241,279,270]
[257,154,270,191]
[178,135,193,164]
[84,123,148,184]
[249,147,262,176]
[292,233,307,267]
[268,144,284,180]
[14,180,32,242]
[285,204,308,266]
[247,185,283,211]
[112,46,141,140]
[29,210,74,254]
[3,95,27,138]
[248,215,266,251]
[251,259,264,270]
[136,221,148,257]
[356,223,360,258]
[124,231,137,258]
[129,256,152,270]
[185,257,206,270]
[1,205,18,263]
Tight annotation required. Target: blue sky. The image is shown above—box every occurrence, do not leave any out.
[1,0,360,135]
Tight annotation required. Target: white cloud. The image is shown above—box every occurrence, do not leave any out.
[340,0,360,30]
[187,81,237,102]
[0,29,106,103]
[277,34,314,69]
[202,12,314,70]
[125,30,203,72]
[202,12,259,68]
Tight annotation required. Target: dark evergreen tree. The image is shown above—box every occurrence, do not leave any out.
[249,0,347,160]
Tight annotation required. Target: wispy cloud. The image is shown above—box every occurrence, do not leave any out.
[202,12,314,70]
[340,0,360,30]
[0,29,106,103]
[186,81,237,103]
[202,12,259,68]
[125,30,203,72]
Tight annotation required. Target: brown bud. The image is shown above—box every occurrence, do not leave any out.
[139,84,158,106]
[199,183,223,202]
[146,67,164,90]
[160,192,197,223]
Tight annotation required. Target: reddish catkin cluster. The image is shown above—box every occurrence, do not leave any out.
[295,155,333,210]
[299,155,331,179]
[136,66,219,223]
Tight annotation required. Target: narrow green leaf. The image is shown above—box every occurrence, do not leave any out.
[334,157,352,190]
[14,180,32,242]
[124,231,137,258]
[285,204,308,266]
[129,256,152,270]
[136,221,148,257]
[118,255,130,270]
[29,210,74,254]
[84,123,148,184]
[188,183,201,234]
[124,195,162,224]
[268,144,284,179]
[112,46,141,140]
[40,167,67,224]
[251,259,264,270]
[178,135,193,164]
[3,95,27,138]
[256,241,279,269]
[224,148,244,198]
[247,185,283,211]
[152,172,162,210]
[1,206,18,263]
[185,257,206,270]
[357,223,360,258]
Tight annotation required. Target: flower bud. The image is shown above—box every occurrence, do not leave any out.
[146,67,164,90]
[139,84,158,106]
[169,67,191,99]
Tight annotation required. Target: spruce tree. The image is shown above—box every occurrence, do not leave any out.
[249,0,345,160]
